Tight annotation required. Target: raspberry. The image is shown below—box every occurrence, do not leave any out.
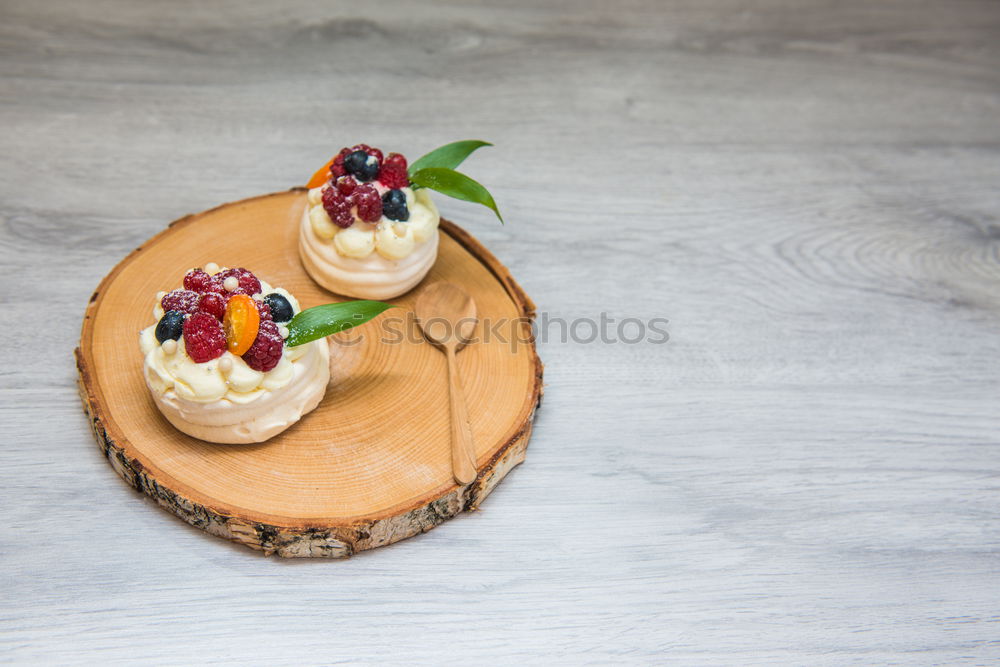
[322,186,355,228]
[255,298,272,321]
[351,144,383,166]
[182,312,227,363]
[200,278,228,296]
[198,292,227,320]
[216,267,239,283]
[184,269,218,293]
[239,273,261,295]
[242,320,284,372]
[329,147,352,178]
[161,289,200,314]
[378,161,409,189]
[216,268,261,295]
[352,183,383,222]
[336,175,357,196]
[384,152,407,171]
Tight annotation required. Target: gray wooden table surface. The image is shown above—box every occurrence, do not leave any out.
[3,0,999,664]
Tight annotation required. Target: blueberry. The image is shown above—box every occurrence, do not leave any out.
[381,189,409,221]
[155,310,186,343]
[343,150,380,182]
[263,293,294,323]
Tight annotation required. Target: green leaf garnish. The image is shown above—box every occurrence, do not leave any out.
[408,140,492,176]
[285,300,394,347]
[409,167,503,223]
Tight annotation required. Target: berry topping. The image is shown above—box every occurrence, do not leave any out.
[183,269,218,293]
[182,312,227,363]
[382,189,409,221]
[263,293,294,323]
[320,145,386,184]
[223,293,261,357]
[242,320,284,372]
[321,186,355,228]
[343,150,380,182]
[353,183,383,222]
[383,152,407,171]
[329,147,352,178]
[154,310,186,343]
[335,175,358,196]
[197,292,227,320]
[255,298,272,321]
[379,153,409,189]
[161,289,200,314]
[216,267,261,296]
[351,144,384,165]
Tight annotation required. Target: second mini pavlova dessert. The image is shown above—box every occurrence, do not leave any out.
[139,264,390,444]
[300,140,503,299]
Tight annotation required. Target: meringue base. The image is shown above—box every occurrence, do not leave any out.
[298,206,439,300]
[148,339,331,444]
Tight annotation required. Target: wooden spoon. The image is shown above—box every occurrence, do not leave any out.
[415,282,479,485]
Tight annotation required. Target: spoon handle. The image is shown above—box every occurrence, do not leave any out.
[445,346,478,485]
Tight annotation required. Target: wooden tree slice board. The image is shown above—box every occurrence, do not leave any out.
[76,190,543,558]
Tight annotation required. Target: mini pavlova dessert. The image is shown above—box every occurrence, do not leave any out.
[300,140,503,299]
[139,264,390,444]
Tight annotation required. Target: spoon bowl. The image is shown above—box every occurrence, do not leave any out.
[415,283,478,350]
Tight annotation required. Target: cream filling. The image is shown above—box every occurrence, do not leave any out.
[143,337,330,444]
[139,272,330,444]
[299,187,440,299]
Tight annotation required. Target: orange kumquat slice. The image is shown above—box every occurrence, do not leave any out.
[223,293,260,356]
[305,158,334,189]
